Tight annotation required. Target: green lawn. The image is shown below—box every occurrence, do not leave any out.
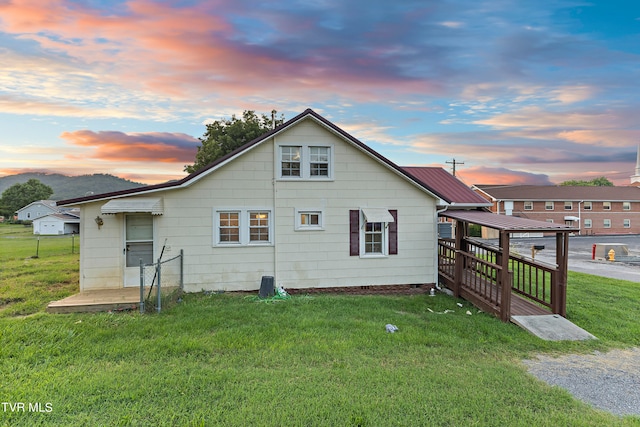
[1,223,639,426]
[0,224,79,317]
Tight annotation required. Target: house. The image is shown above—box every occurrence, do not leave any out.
[473,184,640,235]
[56,109,490,293]
[33,212,80,235]
[16,200,58,221]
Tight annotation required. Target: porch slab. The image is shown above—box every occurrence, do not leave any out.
[511,314,597,341]
[47,288,143,314]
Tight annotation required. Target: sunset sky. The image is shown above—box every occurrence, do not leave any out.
[1,0,639,186]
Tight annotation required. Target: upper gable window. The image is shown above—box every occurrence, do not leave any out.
[278,144,333,180]
[281,146,301,177]
[309,147,330,177]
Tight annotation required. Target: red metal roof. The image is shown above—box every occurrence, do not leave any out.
[402,167,491,206]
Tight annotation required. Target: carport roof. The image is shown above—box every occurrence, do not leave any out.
[440,210,579,233]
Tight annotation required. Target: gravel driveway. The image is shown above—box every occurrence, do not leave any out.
[513,236,640,417]
[523,348,640,417]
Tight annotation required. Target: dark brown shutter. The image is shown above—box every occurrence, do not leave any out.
[388,210,398,255]
[349,210,360,256]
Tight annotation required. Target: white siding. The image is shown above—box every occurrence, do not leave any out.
[78,204,126,290]
[157,143,276,292]
[272,120,435,289]
[77,117,438,292]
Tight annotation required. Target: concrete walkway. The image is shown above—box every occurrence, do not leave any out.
[511,314,597,341]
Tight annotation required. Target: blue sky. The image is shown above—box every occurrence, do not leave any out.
[1,0,639,185]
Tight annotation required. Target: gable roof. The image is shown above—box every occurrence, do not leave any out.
[474,184,640,202]
[402,167,491,207]
[16,200,58,213]
[33,212,81,223]
[57,109,487,208]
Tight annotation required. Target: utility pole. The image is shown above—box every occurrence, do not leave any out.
[446,158,465,176]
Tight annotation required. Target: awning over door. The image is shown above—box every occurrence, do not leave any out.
[361,207,395,223]
[101,198,164,215]
[564,216,580,221]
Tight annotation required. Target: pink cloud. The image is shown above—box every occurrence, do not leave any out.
[0,0,445,107]
[456,166,553,186]
[60,130,199,163]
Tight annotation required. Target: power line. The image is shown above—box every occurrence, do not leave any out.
[446,158,465,176]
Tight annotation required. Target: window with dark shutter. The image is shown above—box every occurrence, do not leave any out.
[349,210,360,256]
[388,210,398,255]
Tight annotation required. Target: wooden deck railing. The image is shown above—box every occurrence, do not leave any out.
[437,238,561,320]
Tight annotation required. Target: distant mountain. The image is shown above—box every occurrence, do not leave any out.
[0,173,146,201]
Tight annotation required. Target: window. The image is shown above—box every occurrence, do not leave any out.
[295,209,324,230]
[623,202,631,211]
[214,209,272,246]
[349,209,398,257]
[218,212,240,243]
[584,219,592,229]
[278,144,333,179]
[364,222,384,254]
[545,201,554,210]
[603,202,611,210]
[564,201,572,210]
[249,212,270,242]
[604,219,611,228]
[546,219,554,223]
[583,201,592,210]
[126,214,153,267]
[624,219,631,228]
[309,147,329,177]
[281,146,301,177]
[523,201,533,210]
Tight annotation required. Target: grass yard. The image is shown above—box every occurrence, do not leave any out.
[0,224,79,317]
[1,223,640,426]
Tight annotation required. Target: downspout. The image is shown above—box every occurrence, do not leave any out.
[273,136,278,287]
[434,203,450,288]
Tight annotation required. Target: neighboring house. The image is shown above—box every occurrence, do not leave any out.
[33,212,80,235]
[473,185,640,235]
[16,200,58,221]
[57,109,490,293]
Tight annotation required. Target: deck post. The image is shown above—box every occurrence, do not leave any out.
[499,230,511,322]
[553,232,568,316]
[453,220,465,297]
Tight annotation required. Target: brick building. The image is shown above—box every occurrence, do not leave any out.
[472,185,640,235]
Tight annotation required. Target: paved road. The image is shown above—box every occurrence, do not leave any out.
[508,235,640,282]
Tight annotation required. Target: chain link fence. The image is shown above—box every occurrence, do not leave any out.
[139,249,183,313]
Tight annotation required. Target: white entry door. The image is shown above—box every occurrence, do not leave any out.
[124,214,154,287]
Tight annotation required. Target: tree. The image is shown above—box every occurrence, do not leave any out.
[0,179,53,217]
[559,177,614,186]
[184,110,285,173]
